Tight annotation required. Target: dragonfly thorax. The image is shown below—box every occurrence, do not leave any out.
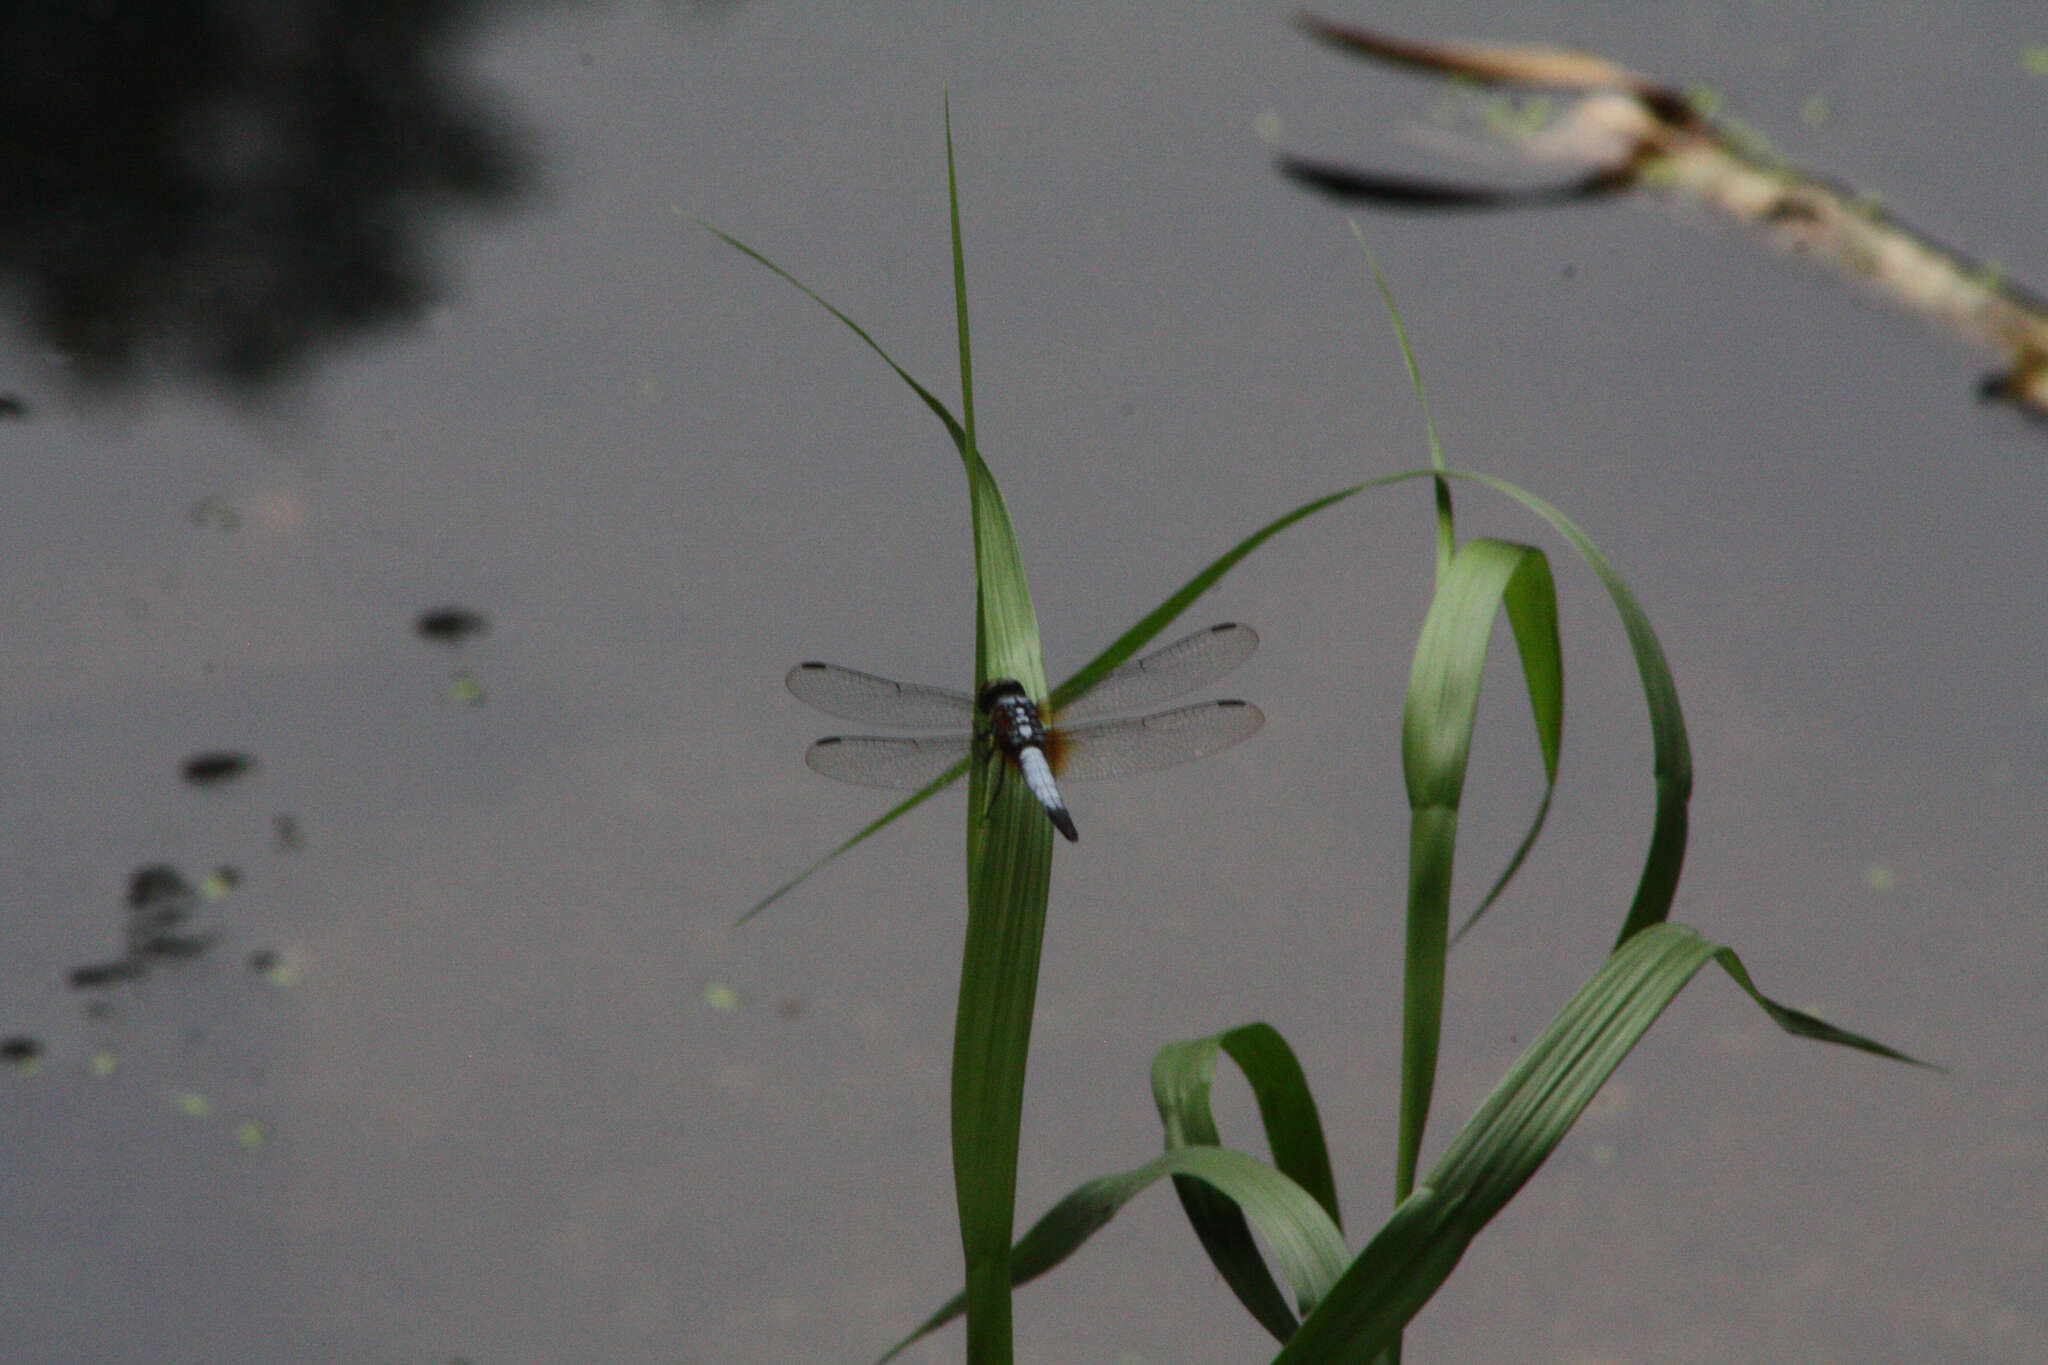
[977,679,1052,759]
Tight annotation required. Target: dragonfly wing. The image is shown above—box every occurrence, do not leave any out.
[1059,623,1259,720]
[1051,700,1264,781]
[786,662,976,728]
[804,734,973,790]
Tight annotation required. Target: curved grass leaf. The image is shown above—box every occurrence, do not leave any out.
[1395,538,1561,1199]
[1152,1024,1343,1341]
[1445,472,1692,946]
[1272,921,1929,1362]
[876,1144,1349,1364]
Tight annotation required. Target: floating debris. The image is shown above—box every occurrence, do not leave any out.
[0,393,27,420]
[69,861,223,991]
[1282,13,2048,419]
[273,813,305,852]
[181,751,255,786]
[68,959,146,991]
[127,863,192,908]
[136,931,213,961]
[2,1035,42,1065]
[415,605,490,643]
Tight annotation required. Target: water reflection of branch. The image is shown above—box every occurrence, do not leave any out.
[0,1,537,396]
[1281,14,2048,421]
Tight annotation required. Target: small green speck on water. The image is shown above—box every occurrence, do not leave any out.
[187,498,242,533]
[2021,44,2048,77]
[235,1120,268,1149]
[176,1091,212,1118]
[89,1051,120,1079]
[1863,863,1900,893]
[445,671,487,706]
[702,982,741,1013]
[1800,94,1831,129]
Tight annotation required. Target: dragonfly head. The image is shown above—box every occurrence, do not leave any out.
[975,678,1032,713]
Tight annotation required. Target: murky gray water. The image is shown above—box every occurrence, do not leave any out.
[3,4,2043,1362]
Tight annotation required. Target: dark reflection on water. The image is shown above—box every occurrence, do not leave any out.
[180,749,255,785]
[414,604,490,642]
[0,1,542,396]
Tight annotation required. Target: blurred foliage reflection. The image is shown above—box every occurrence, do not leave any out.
[0,1,542,395]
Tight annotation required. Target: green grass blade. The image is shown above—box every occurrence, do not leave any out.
[695,218,967,451]
[877,1145,1349,1364]
[1396,538,1559,1199]
[1445,471,1692,946]
[737,759,969,924]
[1349,227,1455,577]
[1152,1024,1344,1340]
[933,110,1053,1365]
[1048,480,1387,714]
[1275,922,1927,1362]
[713,111,1055,1365]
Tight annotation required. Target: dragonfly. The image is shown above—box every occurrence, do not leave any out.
[786,623,1264,842]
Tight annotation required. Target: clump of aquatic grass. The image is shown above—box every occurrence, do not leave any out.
[715,108,1926,1365]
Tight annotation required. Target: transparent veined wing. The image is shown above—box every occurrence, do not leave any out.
[1058,623,1260,721]
[803,734,973,790]
[786,662,977,728]
[1051,700,1264,781]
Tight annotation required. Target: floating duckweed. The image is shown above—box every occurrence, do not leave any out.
[186,498,242,532]
[248,949,302,989]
